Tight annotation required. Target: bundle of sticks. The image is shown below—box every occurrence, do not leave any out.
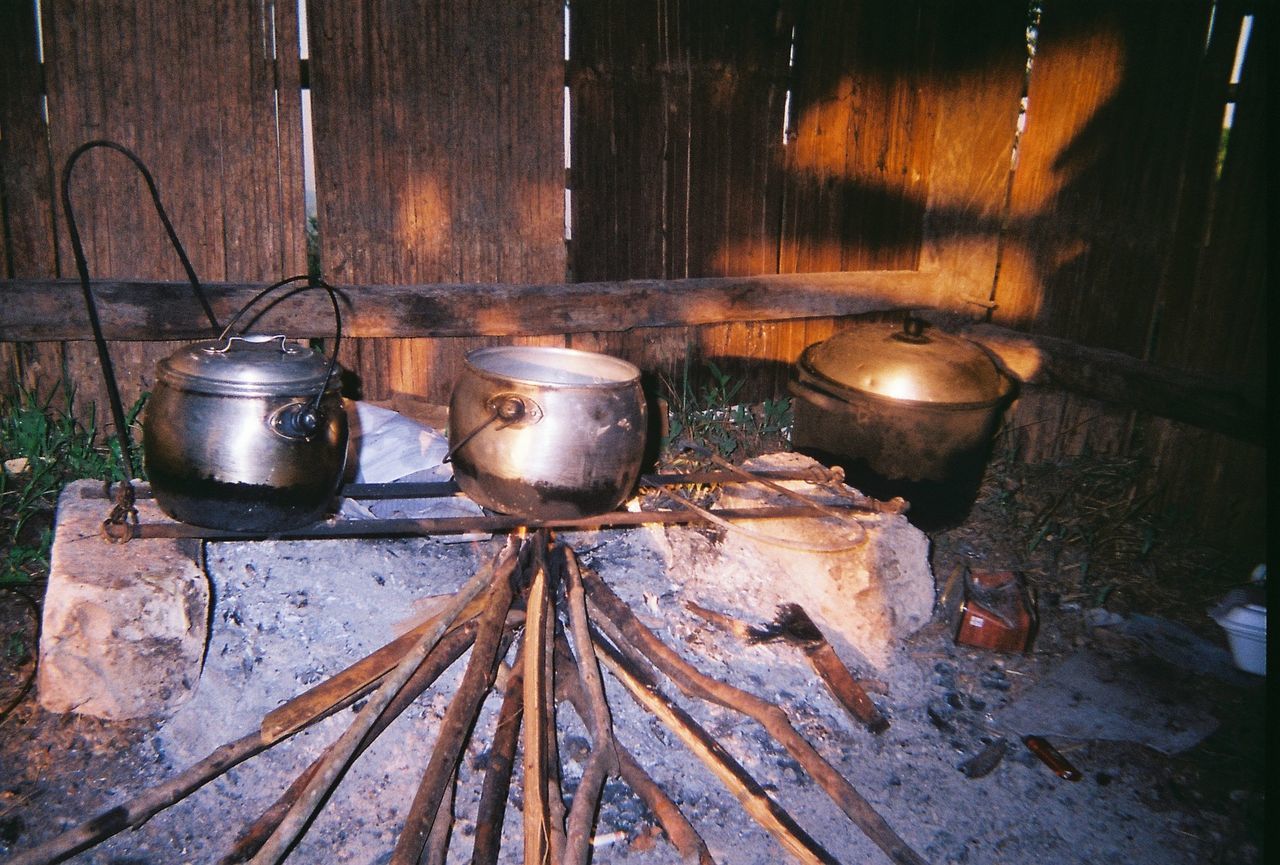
[10,531,929,865]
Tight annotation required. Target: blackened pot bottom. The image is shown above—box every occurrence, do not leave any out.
[148,468,337,532]
[452,461,632,521]
[795,447,986,532]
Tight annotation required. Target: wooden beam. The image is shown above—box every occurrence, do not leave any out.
[0,271,943,341]
[952,322,1266,446]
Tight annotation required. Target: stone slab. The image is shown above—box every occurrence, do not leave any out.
[37,480,208,719]
[651,452,934,670]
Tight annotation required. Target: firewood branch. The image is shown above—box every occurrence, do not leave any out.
[390,558,520,865]
[247,537,521,865]
[471,639,527,865]
[590,630,840,864]
[583,572,930,865]
[221,617,489,864]
[558,544,619,865]
[552,637,715,865]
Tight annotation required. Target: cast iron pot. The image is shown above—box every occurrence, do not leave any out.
[143,280,348,532]
[448,346,647,520]
[789,316,1013,528]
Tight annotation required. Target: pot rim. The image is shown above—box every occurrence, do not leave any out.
[463,345,642,389]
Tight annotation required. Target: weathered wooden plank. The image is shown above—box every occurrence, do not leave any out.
[569,1,799,398]
[993,0,1217,464]
[0,271,944,340]
[996,0,1215,347]
[308,0,566,404]
[918,0,1028,310]
[1140,8,1266,554]
[780,0,938,274]
[954,322,1264,444]
[34,0,306,422]
[0,0,67,401]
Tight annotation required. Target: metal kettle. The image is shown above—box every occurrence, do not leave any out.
[143,278,348,532]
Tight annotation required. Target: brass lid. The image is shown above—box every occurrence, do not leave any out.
[798,318,1009,407]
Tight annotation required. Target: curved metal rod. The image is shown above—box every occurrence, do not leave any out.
[61,140,219,478]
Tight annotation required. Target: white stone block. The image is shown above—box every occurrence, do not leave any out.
[653,452,934,670]
[37,480,209,719]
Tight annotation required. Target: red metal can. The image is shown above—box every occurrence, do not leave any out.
[955,569,1036,653]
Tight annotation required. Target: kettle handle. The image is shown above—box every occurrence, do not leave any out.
[218,275,344,435]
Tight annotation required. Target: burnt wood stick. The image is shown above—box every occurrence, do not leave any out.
[583,573,931,865]
[248,538,521,865]
[221,619,486,864]
[424,768,457,865]
[684,600,755,640]
[691,601,889,734]
[590,633,841,865]
[262,589,492,741]
[390,561,520,865]
[7,729,270,865]
[552,638,716,865]
[471,640,526,865]
[522,532,556,865]
[7,614,497,865]
[804,642,891,735]
[559,545,619,865]
[758,604,889,735]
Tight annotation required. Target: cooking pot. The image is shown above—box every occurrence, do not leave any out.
[789,316,1013,528]
[143,279,348,532]
[448,346,647,520]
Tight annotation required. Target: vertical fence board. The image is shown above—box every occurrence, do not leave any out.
[0,0,67,400]
[308,0,566,404]
[568,0,794,397]
[1140,9,1267,550]
[995,0,1217,463]
[918,0,1027,309]
[779,0,938,274]
[30,0,306,432]
[997,0,1214,347]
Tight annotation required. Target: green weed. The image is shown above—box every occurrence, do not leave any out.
[0,382,144,584]
[659,355,792,461]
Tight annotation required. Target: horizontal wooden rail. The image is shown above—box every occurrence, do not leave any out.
[951,322,1267,446]
[0,271,943,341]
[0,273,1264,443]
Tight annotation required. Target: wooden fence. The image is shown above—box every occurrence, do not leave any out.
[0,0,1265,552]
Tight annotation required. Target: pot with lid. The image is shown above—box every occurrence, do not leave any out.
[789,315,1013,529]
[143,280,348,532]
[448,346,647,520]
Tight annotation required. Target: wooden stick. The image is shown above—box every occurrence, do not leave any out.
[389,555,519,865]
[248,537,520,865]
[559,545,618,865]
[261,590,492,741]
[7,601,500,865]
[552,638,715,865]
[522,531,555,865]
[423,768,457,865]
[220,618,487,864]
[591,633,840,865]
[470,641,526,865]
[583,573,931,865]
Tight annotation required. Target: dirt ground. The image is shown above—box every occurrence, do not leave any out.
[0,449,1266,865]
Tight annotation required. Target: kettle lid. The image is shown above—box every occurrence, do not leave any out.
[157,335,338,395]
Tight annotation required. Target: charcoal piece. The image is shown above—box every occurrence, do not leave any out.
[927,699,957,733]
[958,739,1008,779]
[979,669,1012,691]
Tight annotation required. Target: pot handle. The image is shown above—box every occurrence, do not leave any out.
[443,393,541,463]
[218,275,344,439]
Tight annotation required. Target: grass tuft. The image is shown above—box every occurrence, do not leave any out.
[0,382,144,584]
